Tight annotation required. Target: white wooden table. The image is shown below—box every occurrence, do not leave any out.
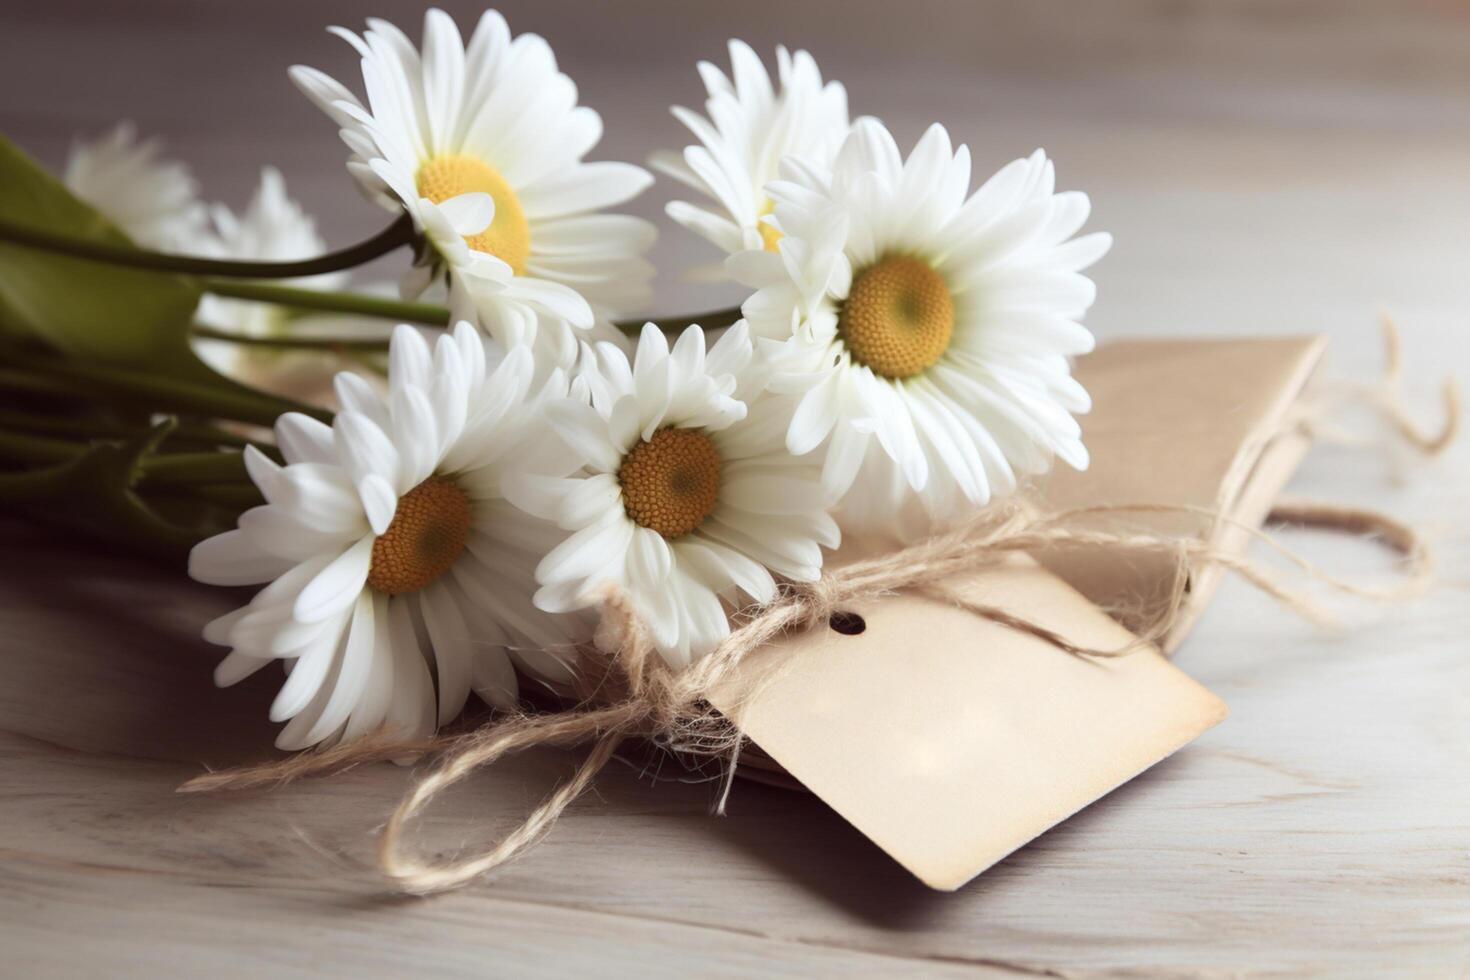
[2,2,1468,975]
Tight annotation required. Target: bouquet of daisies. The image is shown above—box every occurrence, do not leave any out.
[0,9,1108,752]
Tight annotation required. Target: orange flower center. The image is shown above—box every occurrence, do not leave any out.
[366,477,472,595]
[617,428,722,539]
[838,255,955,379]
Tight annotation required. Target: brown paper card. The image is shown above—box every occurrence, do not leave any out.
[710,337,1323,889]
[1035,335,1327,650]
[707,554,1227,890]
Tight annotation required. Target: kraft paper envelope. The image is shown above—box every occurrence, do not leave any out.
[706,555,1228,890]
[708,336,1323,890]
[1036,335,1327,650]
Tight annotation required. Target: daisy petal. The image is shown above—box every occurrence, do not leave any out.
[293,536,373,624]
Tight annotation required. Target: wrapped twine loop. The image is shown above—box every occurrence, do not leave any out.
[178,317,1457,896]
[181,496,1438,895]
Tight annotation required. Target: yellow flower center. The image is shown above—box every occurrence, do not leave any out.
[756,199,783,253]
[837,255,955,379]
[415,154,531,275]
[617,428,722,539]
[366,477,472,595]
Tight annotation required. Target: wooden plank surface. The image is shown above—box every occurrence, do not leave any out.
[2,2,1468,975]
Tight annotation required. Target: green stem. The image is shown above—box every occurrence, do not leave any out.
[165,421,264,451]
[0,409,256,449]
[0,429,82,466]
[201,282,743,340]
[0,214,417,279]
[16,354,329,427]
[139,450,249,487]
[0,367,93,402]
[614,306,743,334]
[0,431,255,489]
[190,323,394,352]
[202,280,451,327]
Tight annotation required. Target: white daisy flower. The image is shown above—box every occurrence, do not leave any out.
[651,40,849,262]
[64,122,209,251]
[290,8,656,370]
[191,167,390,397]
[189,322,583,750]
[733,119,1111,535]
[505,323,839,667]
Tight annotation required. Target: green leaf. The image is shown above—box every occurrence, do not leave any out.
[0,132,211,379]
[0,132,330,426]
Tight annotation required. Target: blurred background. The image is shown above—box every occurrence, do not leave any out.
[4,0,1470,377]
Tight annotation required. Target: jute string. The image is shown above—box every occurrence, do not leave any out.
[179,318,1458,896]
[180,497,1438,894]
[1292,314,1459,455]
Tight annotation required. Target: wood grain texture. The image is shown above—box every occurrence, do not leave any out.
[2,1,1468,975]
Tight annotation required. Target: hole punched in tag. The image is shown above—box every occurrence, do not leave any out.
[828,611,867,635]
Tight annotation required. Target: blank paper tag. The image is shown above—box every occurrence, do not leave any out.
[707,555,1227,890]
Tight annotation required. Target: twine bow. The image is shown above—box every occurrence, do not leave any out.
[181,495,1436,894]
